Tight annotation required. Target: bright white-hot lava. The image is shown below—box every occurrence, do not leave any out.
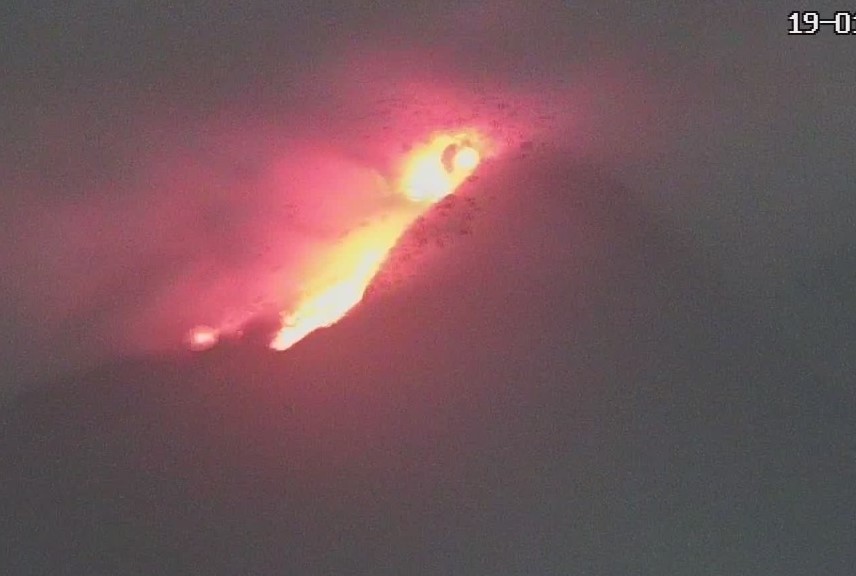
[401,134,481,202]
[189,131,485,353]
[187,325,220,351]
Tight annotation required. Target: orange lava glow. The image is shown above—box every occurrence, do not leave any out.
[187,325,220,351]
[268,132,484,351]
[400,134,481,202]
[184,131,485,354]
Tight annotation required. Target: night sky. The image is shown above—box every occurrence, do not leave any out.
[1,2,854,574]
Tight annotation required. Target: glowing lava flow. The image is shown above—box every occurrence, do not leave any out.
[186,132,483,353]
[268,133,482,351]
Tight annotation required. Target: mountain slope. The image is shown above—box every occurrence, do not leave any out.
[2,149,852,575]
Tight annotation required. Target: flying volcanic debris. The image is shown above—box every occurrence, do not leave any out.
[189,131,486,353]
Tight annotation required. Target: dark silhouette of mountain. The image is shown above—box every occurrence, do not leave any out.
[2,150,853,575]
[776,244,856,405]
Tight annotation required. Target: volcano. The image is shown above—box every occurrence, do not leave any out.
[1,148,853,575]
